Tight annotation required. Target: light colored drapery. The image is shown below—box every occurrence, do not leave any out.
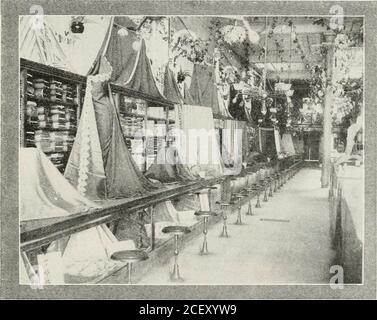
[222,120,243,175]
[178,105,224,178]
[20,148,97,221]
[281,133,296,155]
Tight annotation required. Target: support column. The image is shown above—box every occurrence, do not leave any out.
[321,46,334,188]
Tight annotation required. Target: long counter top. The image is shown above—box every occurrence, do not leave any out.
[20,177,223,252]
[20,157,301,252]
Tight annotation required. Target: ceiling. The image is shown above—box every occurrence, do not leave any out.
[170,16,363,80]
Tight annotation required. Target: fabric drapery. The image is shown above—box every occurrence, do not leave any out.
[40,224,135,283]
[64,74,108,200]
[20,148,97,221]
[183,82,195,105]
[258,127,278,158]
[93,57,159,198]
[19,16,70,70]
[222,120,243,175]
[179,105,224,178]
[292,134,304,154]
[188,64,221,115]
[145,145,198,183]
[281,133,296,155]
[89,17,138,83]
[163,65,183,104]
[124,39,165,99]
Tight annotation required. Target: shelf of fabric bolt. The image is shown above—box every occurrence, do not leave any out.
[20,176,227,253]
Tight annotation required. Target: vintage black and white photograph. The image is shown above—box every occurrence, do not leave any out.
[17,12,365,287]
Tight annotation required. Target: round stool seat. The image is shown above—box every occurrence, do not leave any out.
[232,193,244,199]
[195,210,218,217]
[111,250,149,263]
[162,225,191,236]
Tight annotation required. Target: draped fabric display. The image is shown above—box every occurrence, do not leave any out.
[189,64,221,115]
[145,201,198,240]
[281,133,296,155]
[61,224,135,282]
[274,128,282,155]
[94,57,158,198]
[19,16,70,70]
[258,127,278,159]
[183,82,195,105]
[64,75,107,200]
[222,120,243,175]
[292,134,304,154]
[92,17,165,100]
[37,224,135,284]
[143,65,198,183]
[163,65,183,104]
[179,105,224,178]
[241,121,250,159]
[145,146,198,183]
[124,40,165,99]
[20,148,97,221]
[90,17,139,84]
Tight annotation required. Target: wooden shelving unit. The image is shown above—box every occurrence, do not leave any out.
[20,58,176,174]
[20,59,86,173]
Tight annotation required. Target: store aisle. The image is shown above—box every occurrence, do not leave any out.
[138,168,335,285]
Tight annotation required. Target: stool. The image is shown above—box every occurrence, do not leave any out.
[267,177,274,197]
[251,183,262,208]
[244,188,254,216]
[195,210,218,255]
[262,180,269,202]
[111,250,149,284]
[162,225,191,282]
[277,172,282,190]
[216,202,231,237]
[232,193,244,225]
[273,173,279,192]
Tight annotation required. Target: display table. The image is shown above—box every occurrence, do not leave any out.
[329,163,363,283]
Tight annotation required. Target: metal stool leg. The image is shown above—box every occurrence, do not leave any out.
[220,209,229,237]
[200,217,209,255]
[255,190,261,208]
[263,186,268,202]
[246,195,253,216]
[171,234,183,281]
[235,197,243,225]
[269,181,273,197]
[127,262,133,285]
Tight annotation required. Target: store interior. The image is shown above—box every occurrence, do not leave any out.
[19,15,364,285]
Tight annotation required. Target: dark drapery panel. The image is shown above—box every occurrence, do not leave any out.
[92,57,159,198]
[163,65,183,104]
[189,64,221,115]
